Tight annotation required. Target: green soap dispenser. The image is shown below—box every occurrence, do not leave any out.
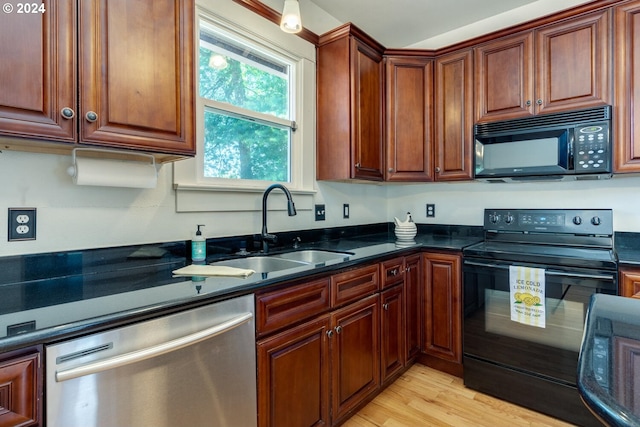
[192,224,206,263]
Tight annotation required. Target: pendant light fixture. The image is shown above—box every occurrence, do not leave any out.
[280,0,302,33]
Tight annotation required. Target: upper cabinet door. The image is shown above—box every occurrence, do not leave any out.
[434,49,473,181]
[474,32,534,122]
[78,0,195,155]
[385,56,434,182]
[351,38,384,181]
[475,10,611,123]
[0,0,76,142]
[614,0,640,173]
[317,25,384,181]
[535,9,611,115]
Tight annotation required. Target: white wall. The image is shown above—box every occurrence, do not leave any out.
[0,149,389,256]
[385,177,640,231]
[3,145,640,257]
[2,0,639,257]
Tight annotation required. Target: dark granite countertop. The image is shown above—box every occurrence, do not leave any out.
[614,232,640,266]
[578,294,640,426]
[0,224,482,354]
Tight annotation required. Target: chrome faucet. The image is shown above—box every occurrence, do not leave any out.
[261,184,296,253]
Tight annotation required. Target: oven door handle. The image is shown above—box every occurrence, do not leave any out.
[545,270,616,281]
[464,260,615,281]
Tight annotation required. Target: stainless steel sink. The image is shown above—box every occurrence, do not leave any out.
[274,249,353,264]
[210,256,309,273]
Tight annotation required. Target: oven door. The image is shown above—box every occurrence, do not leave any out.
[463,257,617,385]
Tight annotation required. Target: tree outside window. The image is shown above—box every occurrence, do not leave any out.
[198,24,294,182]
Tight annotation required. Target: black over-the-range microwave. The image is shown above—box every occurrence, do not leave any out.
[474,106,612,182]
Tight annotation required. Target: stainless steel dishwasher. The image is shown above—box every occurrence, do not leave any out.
[46,294,257,427]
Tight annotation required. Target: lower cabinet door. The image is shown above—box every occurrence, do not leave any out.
[257,315,331,427]
[330,294,380,424]
[423,252,462,364]
[381,284,405,383]
[0,347,42,427]
[405,254,423,362]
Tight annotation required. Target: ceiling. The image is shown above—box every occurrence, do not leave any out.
[260,0,596,49]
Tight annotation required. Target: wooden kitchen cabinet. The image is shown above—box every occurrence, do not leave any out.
[385,56,434,181]
[257,264,380,427]
[380,257,405,289]
[330,294,380,425]
[256,277,331,337]
[0,346,42,427]
[257,315,331,427]
[475,9,611,122]
[619,267,640,299]
[614,0,640,173]
[380,284,404,384]
[535,10,611,116]
[434,49,474,181]
[317,24,384,181]
[0,0,76,143]
[379,255,422,375]
[422,252,463,377]
[331,263,379,307]
[405,254,422,363]
[0,0,195,160]
[474,32,534,122]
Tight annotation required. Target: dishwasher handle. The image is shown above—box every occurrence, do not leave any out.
[56,311,253,382]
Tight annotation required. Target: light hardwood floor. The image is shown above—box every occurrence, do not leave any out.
[342,364,577,427]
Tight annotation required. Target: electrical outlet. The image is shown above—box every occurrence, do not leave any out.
[8,208,36,241]
[315,204,326,221]
[426,204,435,218]
[343,204,350,219]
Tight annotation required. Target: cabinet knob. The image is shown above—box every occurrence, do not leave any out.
[388,168,394,173]
[525,100,532,107]
[61,107,75,119]
[326,330,334,338]
[85,111,98,122]
[355,163,361,169]
[389,268,399,276]
[383,303,389,311]
[435,166,441,173]
[335,325,343,334]
[536,99,543,105]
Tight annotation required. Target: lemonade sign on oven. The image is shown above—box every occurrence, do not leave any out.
[509,266,546,328]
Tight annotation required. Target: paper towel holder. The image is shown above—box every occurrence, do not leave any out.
[67,148,159,189]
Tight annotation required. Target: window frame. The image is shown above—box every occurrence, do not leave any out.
[197,16,298,188]
[174,5,316,203]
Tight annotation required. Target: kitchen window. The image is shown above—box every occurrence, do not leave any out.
[199,22,294,183]
[173,7,316,212]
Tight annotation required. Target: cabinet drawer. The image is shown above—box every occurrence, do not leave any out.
[381,257,405,288]
[331,264,379,307]
[256,278,331,336]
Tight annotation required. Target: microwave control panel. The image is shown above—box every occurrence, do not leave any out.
[574,123,610,172]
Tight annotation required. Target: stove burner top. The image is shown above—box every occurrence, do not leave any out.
[464,209,616,270]
[463,241,617,270]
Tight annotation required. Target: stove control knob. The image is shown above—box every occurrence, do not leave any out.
[573,216,582,225]
[591,216,602,226]
[489,213,500,224]
[504,214,514,224]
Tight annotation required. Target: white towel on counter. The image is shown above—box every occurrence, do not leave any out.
[172,265,255,278]
[509,265,546,328]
